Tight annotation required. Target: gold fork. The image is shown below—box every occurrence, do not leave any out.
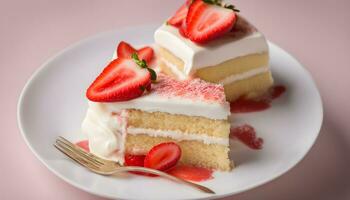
[54,136,215,194]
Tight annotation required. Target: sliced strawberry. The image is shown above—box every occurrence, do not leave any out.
[167,1,191,27]
[86,58,151,102]
[137,47,154,63]
[76,140,89,152]
[167,165,213,182]
[144,142,181,171]
[117,41,154,63]
[179,19,189,38]
[117,41,136,58]
[124,154,145,167]
[186,0,237,43]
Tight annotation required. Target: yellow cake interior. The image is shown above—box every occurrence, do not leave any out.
[158,47,274,101]
[125,109,232,171]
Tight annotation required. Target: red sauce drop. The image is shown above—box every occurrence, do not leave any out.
[167,165,213,182]
[230,125,263,150]
[230,98,270,113]
[76,140,90,152]
[270,85,287,99]
[230,85,286,113]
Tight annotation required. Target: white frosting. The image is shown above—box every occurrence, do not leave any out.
[219,66,270,85]
[127,127,229,146]
[88,93,230,120]
[82,103,128,164]
[154,24,268,77]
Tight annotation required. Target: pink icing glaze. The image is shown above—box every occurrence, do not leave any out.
[151,74,226,104]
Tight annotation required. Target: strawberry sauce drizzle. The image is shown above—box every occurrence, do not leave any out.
[230,125,263,150]
[167,165,213,182]
[76,140,90,152]
[230,85,286,113]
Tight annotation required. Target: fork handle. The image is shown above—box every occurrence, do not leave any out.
[110,166,215,194]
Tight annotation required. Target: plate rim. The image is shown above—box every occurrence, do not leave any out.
[17,24,323,200]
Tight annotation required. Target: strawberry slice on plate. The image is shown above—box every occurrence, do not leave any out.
[167,0,191,27]
[124,154,152,176]
[86,58,151,102]
[124,154,146,167]
[144,142,181,171]
[186,0,237,43]
[117,41,154,63]
[167,165,213,182]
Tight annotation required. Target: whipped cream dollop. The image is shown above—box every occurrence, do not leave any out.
[82,103,128,163]
[154,16,269,77]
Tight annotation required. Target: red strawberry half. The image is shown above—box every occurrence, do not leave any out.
[144,142,181,171]
[186,0,237,43]
[86,58,151,102]
[179,19,189,38]
[136,46,154,63]
[167,0,191,27]
[167,165,213,182]
[117,41,154,63]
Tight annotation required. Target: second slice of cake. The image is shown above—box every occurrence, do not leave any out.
[155,15,274,101]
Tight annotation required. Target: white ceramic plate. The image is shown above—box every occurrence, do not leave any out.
[17,25,323,200]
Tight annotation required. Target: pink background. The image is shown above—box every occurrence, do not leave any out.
[1,0,350,199]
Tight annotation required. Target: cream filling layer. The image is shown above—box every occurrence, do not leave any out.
[219,66,270,85]
[127,127,229,146]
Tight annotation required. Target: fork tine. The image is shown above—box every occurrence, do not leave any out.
[57,137,104,166]
[54,138,215,194]
[58,136,106,164]
[54,143,100,170]
[56,139,103,167]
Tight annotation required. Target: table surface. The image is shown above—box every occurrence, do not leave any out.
[1,0,350,199]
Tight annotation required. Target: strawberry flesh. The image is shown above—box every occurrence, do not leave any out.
[167,1,190,27]
[124,154,146,167]
[137,46,154,63]
[167,165,213,182]
[144,142,181,171]
[179,19,189,38]
[186,0,236,43]
[86,58,151,102]
[117,41,154,63]
[124,154,155,176]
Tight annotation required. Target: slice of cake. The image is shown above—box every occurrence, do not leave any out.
[82,49,232,171]
[155,0,273,101]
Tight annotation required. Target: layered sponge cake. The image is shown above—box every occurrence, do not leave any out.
[82,74,232,171]
[155,16,273,101]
